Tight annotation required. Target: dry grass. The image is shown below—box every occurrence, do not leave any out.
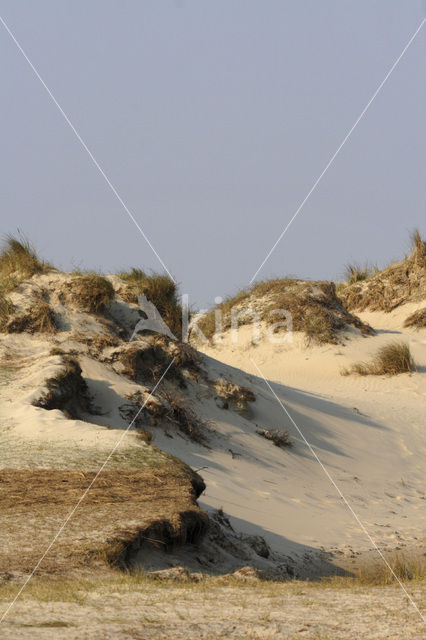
[404,307,426,329]
[197,279,372,345]
[159,388,210,444]
[5,301,57,334]
[0,466,206,575]
[355,552,426,585]
[256,428,292,448]
[0,294,15,331]
[66,274,115,313]
[0,234,51,293]
[214,378,255,412]
[117,269,182,338]
[344,263,375,285]
[342,341,416,376]
[339,230,426,312]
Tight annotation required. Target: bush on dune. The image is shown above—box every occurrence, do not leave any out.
[342,341,416,376]
[0,234,51,293]
[117,269,182,339]
[67,274,115,314]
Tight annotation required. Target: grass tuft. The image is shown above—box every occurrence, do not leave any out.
[404,307,426,330]
[67,274,115,313]
[344,263,375,285]
[118,269,182,339]
[256,428,292,448]
[342,341,416,376]
[0,234,50,293]
[6,301,57,334]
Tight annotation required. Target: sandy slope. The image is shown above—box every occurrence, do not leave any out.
[188,302,426,564]
[0,273,424,577]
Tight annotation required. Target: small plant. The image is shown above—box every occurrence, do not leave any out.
[214,379,255,412]
[404,307,426,329]
[256,428,292,448]
[159,388,209,444]
[67,274,115,313]
[6,301,57,334]
[356,552,425,585]
[117,269,182,338]
[0,234,50,292]
[342,341,416,376]
[344,263,374,285]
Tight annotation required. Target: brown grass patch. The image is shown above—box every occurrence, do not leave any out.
[117,270,182,338]
[0,294,15,331]
[0,234,51,293]
[65,275,115,313]
[0,467,207,575]
[197,280,372,344]
[342,341,416,376]
[404,307,426,329]
[256,428,292,448]
[339,231,426,312]
[214,379,255,412]
[5,301,57,334]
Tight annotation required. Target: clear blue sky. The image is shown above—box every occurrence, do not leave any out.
[1,1,425,308]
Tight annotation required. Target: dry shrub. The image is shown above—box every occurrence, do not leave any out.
[342,341,416,376]
[72,330,121,356]
[256,428,292,448]
[198,279,372,345]
[404,307,426,329]
[66,275,114,313]
[159,388,210,444]
[115,337,200,387]
[117,269,182,338]
[339,230,426,312]
[5,301,57,334]
[214,379,255,411]
[0,234,51,293]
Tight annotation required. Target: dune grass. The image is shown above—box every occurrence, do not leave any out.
[0,234,51,293]
[344,263,375,285]
[404,307,426,330]
[117,269,182,338]
[342,341,416,376]
[5,301,57,334]
[67,274,115,313]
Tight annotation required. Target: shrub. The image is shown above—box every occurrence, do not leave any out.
[0,234,50,292]
[5,301,57,334]
[67,275,114,313]
[214,379,255,411]
[342,341,416,376]
[118,269,182,339]
[404,308,426,329]
[256,428,292,448]
[159,388,209,444]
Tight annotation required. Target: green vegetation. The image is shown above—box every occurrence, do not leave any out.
[342,341,416,376]
[118,269,182,338]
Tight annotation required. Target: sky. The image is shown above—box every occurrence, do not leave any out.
[0,1,425,309]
